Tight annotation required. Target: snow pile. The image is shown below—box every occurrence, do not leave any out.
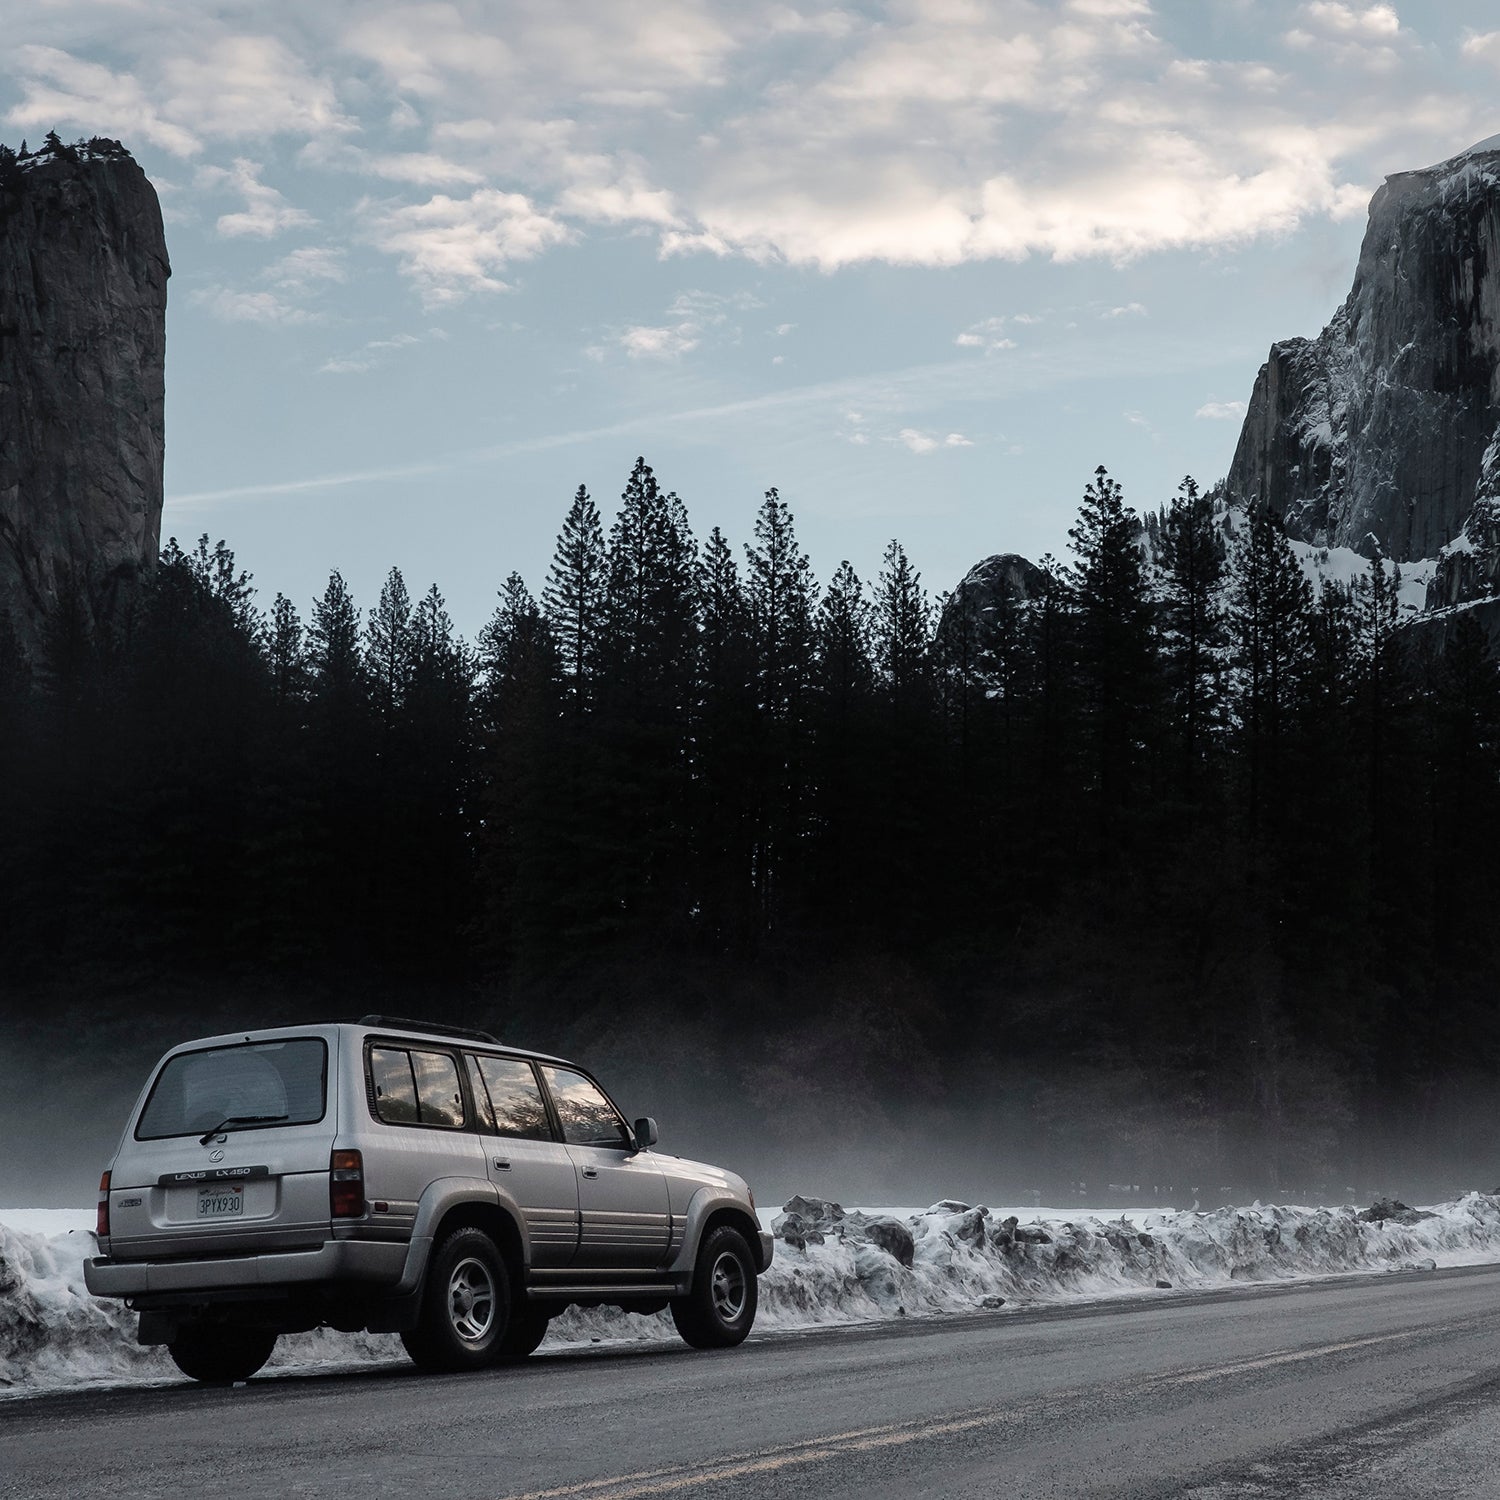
[755,1193,1500,1327]
[0,1220,409,1394]
[6,1193,1500,1396]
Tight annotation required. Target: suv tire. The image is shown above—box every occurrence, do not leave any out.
[401,1227,511,1373]
[167,1327,277,1384]
[495,1302,550,1360]
[671,1224,758,1349]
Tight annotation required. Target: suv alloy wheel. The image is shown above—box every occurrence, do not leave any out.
[401,1226,512,1372]
[670,1225,758,1349]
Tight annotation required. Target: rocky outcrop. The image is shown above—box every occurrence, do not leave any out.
[1226,140,1500,572]
[936,551,1049,649]
[0,135,169,661]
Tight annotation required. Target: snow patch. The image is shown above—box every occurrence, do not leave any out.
[6,1194,1500,1397]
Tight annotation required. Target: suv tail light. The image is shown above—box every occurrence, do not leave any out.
[96,1170,111,1238]
[330,1150,364,1218]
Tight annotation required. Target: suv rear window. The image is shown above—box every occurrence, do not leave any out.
[136,1039,327,1141]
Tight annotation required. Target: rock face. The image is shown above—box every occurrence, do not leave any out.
[1226,141,1500,569]
[0,136,169,661]
[936,551,1049,646]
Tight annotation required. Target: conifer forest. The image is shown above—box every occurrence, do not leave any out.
[7,459,1500,1202]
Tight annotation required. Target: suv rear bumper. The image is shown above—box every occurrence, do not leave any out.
[757,1230,774,1272]
[84,1238,406,1298]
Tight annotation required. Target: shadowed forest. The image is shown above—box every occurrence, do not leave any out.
[6,459,1500,1204]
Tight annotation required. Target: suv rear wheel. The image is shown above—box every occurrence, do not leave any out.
[401,1226,511,1373]
[671,1224,758,1349]
[167,1326,277,1384]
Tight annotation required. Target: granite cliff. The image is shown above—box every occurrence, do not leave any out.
[1226,138,1500,590]
[0,135,169,662]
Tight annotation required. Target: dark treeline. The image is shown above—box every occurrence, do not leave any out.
[7,459,1500,1201]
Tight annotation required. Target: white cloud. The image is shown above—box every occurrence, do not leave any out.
[1462,31,1500,69]
[189,286,315,325]
[6,45,200,157]
[1284,3,1404,70]
[6,0,1484,284]
[197,158,313,239]
[363,188,573,306]
[895,428,972,454]
[6,33,351,158]
[594,287,761,361]
[956,316,1018,352]
[158,35,352,142]
[1300,3,1399,39]
[320,332,422,375]
[1102,302,1147,318]
[1196,399,1248,419]
[389,100,422,132]
[617,324,701,359]
[265,246,346,293]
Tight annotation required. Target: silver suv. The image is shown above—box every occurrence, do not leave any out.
[84,1017,771,1383]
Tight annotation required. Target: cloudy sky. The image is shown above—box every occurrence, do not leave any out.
[6,1,1498,633]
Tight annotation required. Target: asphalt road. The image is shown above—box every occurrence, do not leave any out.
[5,1266,1500,1499]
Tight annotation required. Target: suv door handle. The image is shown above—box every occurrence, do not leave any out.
[581,1166,599,1179]
[493,1158,510,1171]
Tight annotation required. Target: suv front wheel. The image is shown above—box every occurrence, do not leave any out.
[671,1224,758,1349]
[401,1226,511,1373]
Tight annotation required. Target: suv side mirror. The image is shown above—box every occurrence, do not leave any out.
[633,1117,659,1152]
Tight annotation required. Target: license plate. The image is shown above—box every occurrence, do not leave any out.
[197,1185,244,1219]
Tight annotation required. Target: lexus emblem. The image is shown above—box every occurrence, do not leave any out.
[209,1149,225,1162]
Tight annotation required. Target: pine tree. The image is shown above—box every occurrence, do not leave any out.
[366,566,414,727]
[1066,466,1157,815]
[266,594,306,710]
[692,527,756,947]
[744,488,817,724]
[816,561,874,712]
[474,573,561,976]
[872,539,931,715]
[308,570,363,704]
[743,488,818,930]
[542,484,606,714]
[603,458,697,718]
[1159,477,1226,774]
[810,560,876,936]
[1227,507,1312,832]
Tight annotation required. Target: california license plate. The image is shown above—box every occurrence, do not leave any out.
[197,1185,244,1219]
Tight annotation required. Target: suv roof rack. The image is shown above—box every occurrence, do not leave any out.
[356,1015,500,1045]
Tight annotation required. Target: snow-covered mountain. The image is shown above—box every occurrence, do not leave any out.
[1226,136,1500,618]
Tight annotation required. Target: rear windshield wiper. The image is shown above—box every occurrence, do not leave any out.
[199,1114,288,1145]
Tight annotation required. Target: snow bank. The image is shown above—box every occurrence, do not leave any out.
[6,1193,1500,1397]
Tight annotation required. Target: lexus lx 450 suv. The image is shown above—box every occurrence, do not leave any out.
[84,1017,772,1383]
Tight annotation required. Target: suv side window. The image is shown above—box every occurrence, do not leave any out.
[369,1046,465,1128]
[540,1065,631,1148]
[471,1056,553,1141]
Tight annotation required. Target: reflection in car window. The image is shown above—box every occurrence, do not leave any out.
[412,1050,464,1128]
[370,1047,464,1128]
[137,1040,326,1140]
[541,1066,629,1147]
[465,1055,495,1131]
[370,1048,419,1124]
[475,1057,553,1140]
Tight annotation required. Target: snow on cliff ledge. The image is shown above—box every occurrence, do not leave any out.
[5,1194,1500,1398]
